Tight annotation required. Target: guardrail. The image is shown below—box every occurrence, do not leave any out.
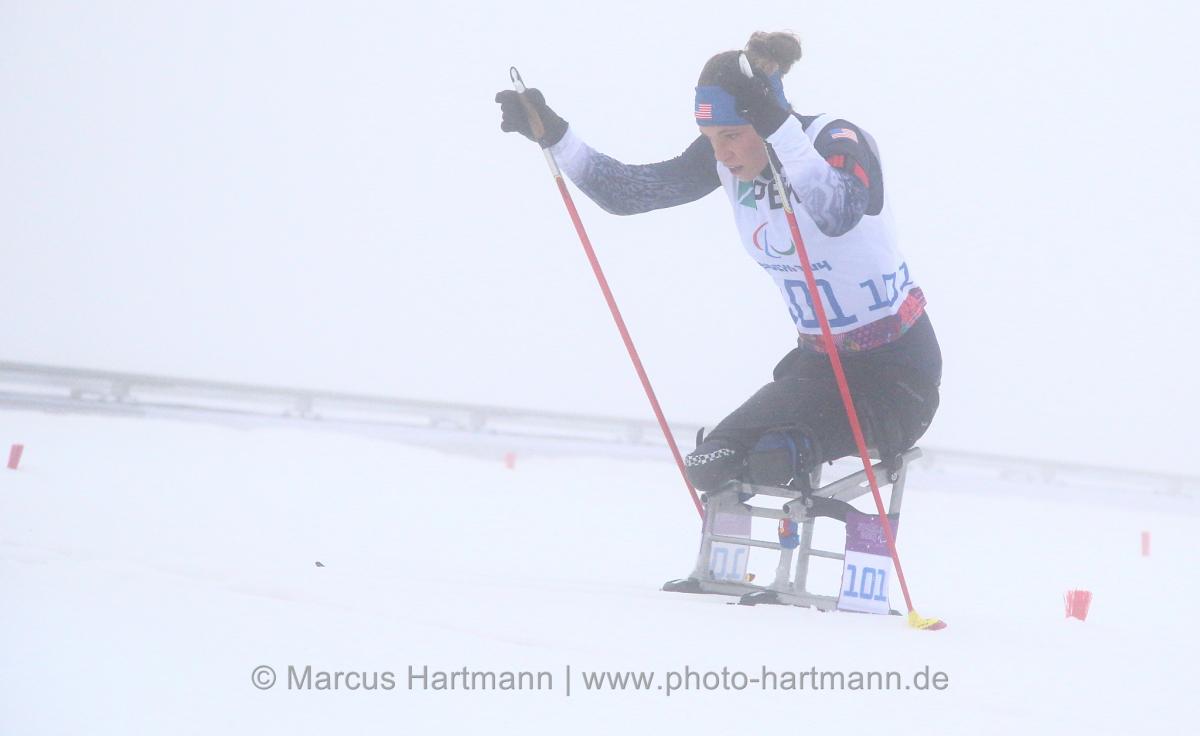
[2,360,1195,507]
[0,361,689,453]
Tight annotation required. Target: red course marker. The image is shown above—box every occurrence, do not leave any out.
[7,444,23,470]
[1141,531,1151,557]
[1064,590,1093,621]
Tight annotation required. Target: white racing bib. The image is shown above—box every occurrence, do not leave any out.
[837,509,899,615]
[718,114,923,350]
[708,510,751,582]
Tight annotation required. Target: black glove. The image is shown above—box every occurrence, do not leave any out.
[716,67,789,139]
[495,88,568,147]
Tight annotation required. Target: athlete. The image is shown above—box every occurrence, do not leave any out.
[496,31,942,498]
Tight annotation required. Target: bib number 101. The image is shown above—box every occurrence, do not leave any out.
[837,550,893,614]
[841,563,888,601]
[783,262,913,328]
[709,544,749,582]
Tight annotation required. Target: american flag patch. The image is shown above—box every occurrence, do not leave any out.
[830,127,859,143]
[695,103,713,120]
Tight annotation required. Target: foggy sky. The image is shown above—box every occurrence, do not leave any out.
[2,0,1197,474]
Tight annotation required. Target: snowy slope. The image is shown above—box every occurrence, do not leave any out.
[1,409,1195,735]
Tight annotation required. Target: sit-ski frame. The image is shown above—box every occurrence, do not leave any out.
[665,447,920,612]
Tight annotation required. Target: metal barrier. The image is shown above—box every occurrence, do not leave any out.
[2,361,1196,507]
[0,360,686,456]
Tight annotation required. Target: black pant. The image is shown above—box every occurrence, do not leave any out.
[705,312,942,465]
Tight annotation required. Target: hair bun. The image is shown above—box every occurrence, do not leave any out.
[745,31,802,75]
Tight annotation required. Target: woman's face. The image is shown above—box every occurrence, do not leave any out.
[700,124,768,181]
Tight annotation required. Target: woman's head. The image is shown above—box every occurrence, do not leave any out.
[697,33,802,87]
[695,31,802,181]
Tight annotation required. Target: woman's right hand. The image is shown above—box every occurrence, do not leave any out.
[495,88,568,147]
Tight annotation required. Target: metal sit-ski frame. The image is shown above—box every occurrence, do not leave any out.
[664,447,920,611]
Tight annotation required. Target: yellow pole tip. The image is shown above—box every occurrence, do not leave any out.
[907,611,948,630]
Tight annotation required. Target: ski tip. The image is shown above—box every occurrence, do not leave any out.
[907,611,947,631]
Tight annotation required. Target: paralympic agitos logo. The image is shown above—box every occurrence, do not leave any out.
[751,222,796,258]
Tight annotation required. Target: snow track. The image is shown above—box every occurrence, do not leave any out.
[1,410,1195,734]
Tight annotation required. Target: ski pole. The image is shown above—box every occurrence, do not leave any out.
[509,67,703,520]
[738,55,945,630]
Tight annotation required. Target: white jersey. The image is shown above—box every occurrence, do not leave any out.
[719,114,925,352]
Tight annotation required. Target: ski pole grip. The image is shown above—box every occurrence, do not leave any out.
[509,66,548,145]
[738,51,755,78]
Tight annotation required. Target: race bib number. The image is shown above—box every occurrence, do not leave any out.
[709,511,751,582]
[837,510,899,614]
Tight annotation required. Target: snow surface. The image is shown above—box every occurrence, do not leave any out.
[2,409,1196,734]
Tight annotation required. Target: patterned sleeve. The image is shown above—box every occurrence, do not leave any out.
[766,116,873,237]
[548,128,721,215]
[810,119,884,217]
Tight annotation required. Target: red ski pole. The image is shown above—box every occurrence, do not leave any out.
[738,56,944,630]
[509,67,703,519]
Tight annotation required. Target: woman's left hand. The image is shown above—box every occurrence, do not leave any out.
[718,66,789,138]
